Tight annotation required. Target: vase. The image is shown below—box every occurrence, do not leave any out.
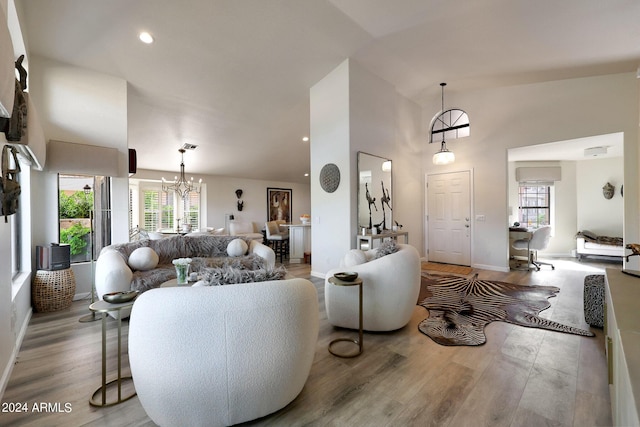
[175,264,190,285]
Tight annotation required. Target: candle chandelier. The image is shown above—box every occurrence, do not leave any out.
[162,148,202,199]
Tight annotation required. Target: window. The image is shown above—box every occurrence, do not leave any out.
[142,189,174,231]
[518,184,551,228]
[10,155,24,278]
[59,174,111,263]
[10,210,21,276]
[131,179,203,232]
[183,191,200,228]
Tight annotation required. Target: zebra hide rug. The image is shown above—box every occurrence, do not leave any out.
[418,273,595,346]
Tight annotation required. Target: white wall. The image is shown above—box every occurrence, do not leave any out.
[0,210,12,398]
[424,72,639,271]
[133,169,311,233]
[310,59,423,276]
[576,157,625,236]
[28,56,129,297]
[310,60,351,276]
[394,92,424,256]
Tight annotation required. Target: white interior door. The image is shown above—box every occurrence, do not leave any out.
[427,171,471,265]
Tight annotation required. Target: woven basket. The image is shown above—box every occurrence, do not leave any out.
[33,269,76,312]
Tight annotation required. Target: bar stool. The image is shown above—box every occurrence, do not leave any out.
[265,221,289,263]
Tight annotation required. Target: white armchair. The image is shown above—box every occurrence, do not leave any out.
[129,278,319,427]
[325,243,421,332]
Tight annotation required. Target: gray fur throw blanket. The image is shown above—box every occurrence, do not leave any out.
[200,265,288,286]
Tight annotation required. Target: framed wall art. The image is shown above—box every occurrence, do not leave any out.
[267,187,292,222]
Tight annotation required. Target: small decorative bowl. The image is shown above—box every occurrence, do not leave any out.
[103,290,139,304]
[334,272,358,282]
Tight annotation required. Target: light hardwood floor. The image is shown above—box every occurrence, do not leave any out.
[1,258,614,426]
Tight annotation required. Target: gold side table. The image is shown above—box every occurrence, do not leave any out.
[89,299,137,407]
[328,277,363,358]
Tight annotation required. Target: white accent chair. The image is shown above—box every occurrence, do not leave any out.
[512,225,555,270]
[129,278,319,427]
[325,243,421,332]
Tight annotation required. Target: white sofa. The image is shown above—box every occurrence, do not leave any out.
[95,234,275,318]
[229,219,264,242]
[128,278,319,427]
[576,230,625,260]
[325,243,421,332]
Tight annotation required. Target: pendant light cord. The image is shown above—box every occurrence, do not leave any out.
[440,82,446,147]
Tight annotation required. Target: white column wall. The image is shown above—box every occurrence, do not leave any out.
[310,60,351,276]
[310,59,423,277]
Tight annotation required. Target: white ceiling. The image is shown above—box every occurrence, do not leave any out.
[508,133,625,162]
[17,0,640,182]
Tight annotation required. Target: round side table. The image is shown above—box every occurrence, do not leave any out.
[328,277,363,358]
[89,299,137,407]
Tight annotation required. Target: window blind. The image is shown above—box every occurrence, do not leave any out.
[515,166,561,184]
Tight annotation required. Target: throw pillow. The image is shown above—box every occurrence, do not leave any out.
[374,240,399,259]
[343,249,367,267]
[364,249,377,262]
[227,238,249,257]
[581,230,598,241]
[128,247,159,271]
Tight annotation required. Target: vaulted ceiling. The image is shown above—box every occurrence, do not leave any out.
[18,0,640,182]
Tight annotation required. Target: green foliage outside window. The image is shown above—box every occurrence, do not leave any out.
[60,222,90,255]
[59,191,93,219]
[59,190,93,255]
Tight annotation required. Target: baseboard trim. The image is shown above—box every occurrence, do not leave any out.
[310,271,325,279]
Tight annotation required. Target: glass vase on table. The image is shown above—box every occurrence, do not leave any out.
[172,258,192,285]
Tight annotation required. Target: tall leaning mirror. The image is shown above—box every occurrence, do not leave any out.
[357,152,392,233]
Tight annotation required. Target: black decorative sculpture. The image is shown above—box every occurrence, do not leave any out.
[365,182,377,230]
[379,180,392,230]
[235,189,243,211]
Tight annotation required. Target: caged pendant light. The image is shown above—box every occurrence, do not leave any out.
[432,83,455,165]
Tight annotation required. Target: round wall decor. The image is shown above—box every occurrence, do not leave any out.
[320,163,340,193]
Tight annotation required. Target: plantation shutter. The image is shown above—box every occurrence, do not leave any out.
[184,191,200,228]
[143,190,160,231]
[160,191,174,230]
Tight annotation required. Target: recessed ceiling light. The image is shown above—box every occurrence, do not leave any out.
[139,31,154,44]
[302,136,309,142]
[304,173,309,177]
